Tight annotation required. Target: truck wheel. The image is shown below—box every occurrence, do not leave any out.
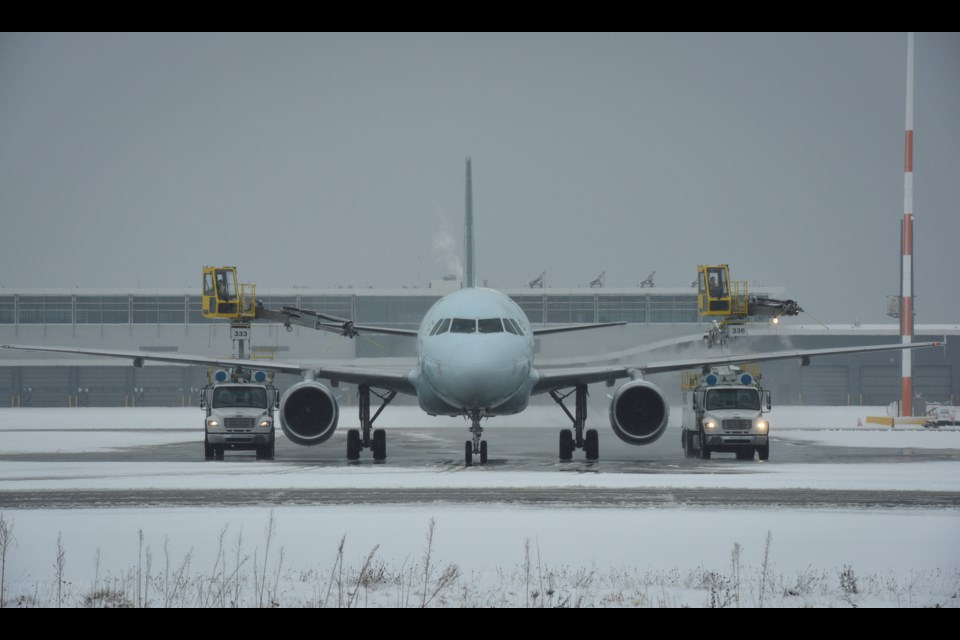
[215,447,225,461]
[682,431,696,459]
[256,434,275,461]
[256,439,274,460]
[346,429,361,460]
[736,447,753,460]
[204,438,214,461]
[372,429,386,461]
[559,429,574,461]
[698,433,711,460]
[584,429,599,461]
[267,434,275,460]
[758,444,770,461]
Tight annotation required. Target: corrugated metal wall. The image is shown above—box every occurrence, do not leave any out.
[21,367,71,407]
[133,368,188,407]
[861,366,899,405]
[0,367,13,407]
[915,366,953,403]
[77,367,128,407]
[800,366,849,405]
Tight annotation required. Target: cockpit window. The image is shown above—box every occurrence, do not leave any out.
[502,318,519,335]
[478,318,503,333]
[429,318,452,336]
[450,318,476,334]
[507,318,524,334]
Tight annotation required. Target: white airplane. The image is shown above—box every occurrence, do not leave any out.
[1,159,941,465]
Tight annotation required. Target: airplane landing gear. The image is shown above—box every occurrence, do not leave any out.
[550,384,598,461]
[464,410,488,466]
[348,384,395,461]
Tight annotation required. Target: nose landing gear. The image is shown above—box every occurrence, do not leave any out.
[464,410,488,466]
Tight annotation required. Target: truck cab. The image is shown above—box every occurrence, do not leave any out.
[681,367,771,461]
[201,382,278,460]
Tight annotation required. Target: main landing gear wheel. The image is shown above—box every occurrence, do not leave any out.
[584,429,599,461]
[480,440,488,464]
[559,429,574,461]
[372,428,386,461]
[347,429,361,460]
[551,384,596,461]
[350,384,396,461]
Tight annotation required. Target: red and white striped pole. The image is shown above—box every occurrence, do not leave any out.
[900,32,915,418]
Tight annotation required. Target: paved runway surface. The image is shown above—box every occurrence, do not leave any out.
[2,422,958,510]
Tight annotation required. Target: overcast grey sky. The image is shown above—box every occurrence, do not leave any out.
[1,32,957,323]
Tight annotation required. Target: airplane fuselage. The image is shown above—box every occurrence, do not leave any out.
[411,287,537,417]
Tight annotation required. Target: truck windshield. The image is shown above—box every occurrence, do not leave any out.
[212,387,267,409]
[705,389,760,411]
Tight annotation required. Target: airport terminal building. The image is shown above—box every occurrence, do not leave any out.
[1,284,957,410]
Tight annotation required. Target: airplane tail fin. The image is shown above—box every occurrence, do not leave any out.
[464,156,476,288]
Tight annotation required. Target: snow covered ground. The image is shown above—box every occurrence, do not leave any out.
[0,406,958,607]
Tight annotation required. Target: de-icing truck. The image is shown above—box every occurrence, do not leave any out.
[681,366,771,461]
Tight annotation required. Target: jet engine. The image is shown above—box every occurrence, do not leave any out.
[279,381,339,446]
[608,380,670,445]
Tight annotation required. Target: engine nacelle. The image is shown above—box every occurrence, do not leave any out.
[279,381,339,446]
[609,380,670,446]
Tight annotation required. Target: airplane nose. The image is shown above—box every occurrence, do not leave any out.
[438,340,523,407]
[451,340,507,372]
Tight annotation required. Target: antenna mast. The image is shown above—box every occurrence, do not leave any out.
[900,32,915,418]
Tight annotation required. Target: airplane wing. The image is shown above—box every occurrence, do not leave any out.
[532,341,941,394]
[310,365,416,395]
[3,339,941,399]
[531,321,627,336]
[0,344,417,395]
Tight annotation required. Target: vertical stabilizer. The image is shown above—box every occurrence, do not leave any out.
[464,156,476,288]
